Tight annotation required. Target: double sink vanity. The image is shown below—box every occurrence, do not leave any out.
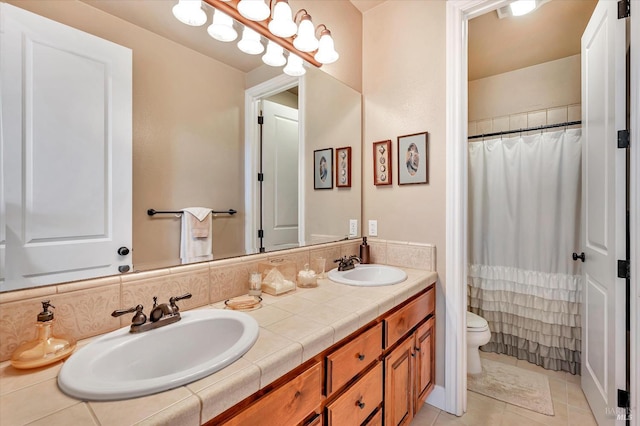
[2,264,437,425]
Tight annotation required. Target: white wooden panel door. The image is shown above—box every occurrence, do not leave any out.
[580,1,627,423]
[261,100,299,251]
[1,4,132,290]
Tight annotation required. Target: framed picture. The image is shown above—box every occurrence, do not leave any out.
[373,140,392,186]
[335,146,351,188]
[314,148,333,189]
[398,132,429,185]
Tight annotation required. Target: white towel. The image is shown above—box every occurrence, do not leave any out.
[180,207,213,264]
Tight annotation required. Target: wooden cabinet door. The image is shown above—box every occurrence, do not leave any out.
[414,317,435,413]
[384,337,414,426]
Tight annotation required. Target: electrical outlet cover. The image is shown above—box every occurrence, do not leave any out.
[368,220,378,237]
[349,219,358,236]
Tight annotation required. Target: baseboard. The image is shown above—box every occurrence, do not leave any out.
[425,385,446,411]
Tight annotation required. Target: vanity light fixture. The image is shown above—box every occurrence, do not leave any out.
[262,41,287,67]
[237,26,264,54]
[172,0,339,73]
[172,0,207,26]
[268,0,296,38]
[283,53,305,76]
[314,25,339,65]
[292,10,319,53]
[237,0,271,22]
[207,9,238,42]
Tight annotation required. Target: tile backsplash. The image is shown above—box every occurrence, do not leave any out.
[0,239,435,362]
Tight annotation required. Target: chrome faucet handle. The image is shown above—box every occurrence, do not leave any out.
[111,304,147,326]
[169,293,192,313]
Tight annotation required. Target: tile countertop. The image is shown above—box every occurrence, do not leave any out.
[0,268,437,426]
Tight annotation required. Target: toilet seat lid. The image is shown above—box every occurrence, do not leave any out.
[467,311,488,329]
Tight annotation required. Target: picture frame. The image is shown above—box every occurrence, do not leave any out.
[335,146,352,188]
[314,148,334,190]
[397,132,428,185]
[373,140,392,186]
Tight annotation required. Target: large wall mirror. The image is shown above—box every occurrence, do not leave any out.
[0,0,362,292]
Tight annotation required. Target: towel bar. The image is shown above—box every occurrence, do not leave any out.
[147,209,237,216]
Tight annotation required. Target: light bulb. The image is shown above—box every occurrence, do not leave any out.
[314,30,339,64]
[237,27,264,55]
[262,41,287,67]
[268,0,297,38]
[283,53,305,76]
[293,15,318,52]
[237,0,270,21]
[509,0,536,16]
[172,0,207,26]
[207,10,237,42]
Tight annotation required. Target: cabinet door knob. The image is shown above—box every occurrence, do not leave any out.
[118,265,130,273]
[572,252,585,262]
[357,353,365,361]
[118,247,130,256]
[355,399,365,410]
[414,347,421,352]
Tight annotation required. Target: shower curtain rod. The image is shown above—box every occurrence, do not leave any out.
[468,120,581,140]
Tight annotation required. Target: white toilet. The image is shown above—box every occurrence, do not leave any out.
[466,311,491,375]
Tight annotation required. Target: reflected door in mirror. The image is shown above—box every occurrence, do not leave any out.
[1,4,132,291]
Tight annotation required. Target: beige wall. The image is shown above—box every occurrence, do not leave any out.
[469,54,581,122]
[7,1,248,270]
[362,0,447,387]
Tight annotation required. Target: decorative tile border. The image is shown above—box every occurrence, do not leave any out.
[0,239,436,362]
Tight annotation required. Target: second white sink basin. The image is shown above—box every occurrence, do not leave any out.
[328,264,407,286]
[58,309,259,401]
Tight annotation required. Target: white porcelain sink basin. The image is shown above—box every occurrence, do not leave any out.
[58,309,259,401]
[328,264,407,286]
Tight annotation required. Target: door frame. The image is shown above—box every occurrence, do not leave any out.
[244,74,304,255]
[630,1,639,421]
[445,0,639,419]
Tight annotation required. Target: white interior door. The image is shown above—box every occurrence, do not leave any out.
[580,1,627,423]
[261,100,299,251]
[1,4,132,290]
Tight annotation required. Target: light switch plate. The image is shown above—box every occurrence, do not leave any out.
[349,219,358,237]
[368,220,378,237]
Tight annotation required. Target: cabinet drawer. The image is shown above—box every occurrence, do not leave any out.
[326,322,382,395]
[364,408,383,426]
[223,362,322,426]
[385,287,434,348]
[326,362,383,426]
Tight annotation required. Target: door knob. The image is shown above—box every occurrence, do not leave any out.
[117,247,130,256]
[572,252,585,262]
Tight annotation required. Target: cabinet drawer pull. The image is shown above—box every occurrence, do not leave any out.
[357,353,365,361]
[356,399,365,410]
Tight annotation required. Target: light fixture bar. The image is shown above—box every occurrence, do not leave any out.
[204,0,322,67]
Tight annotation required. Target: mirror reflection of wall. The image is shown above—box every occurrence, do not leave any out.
[1,0,362,292]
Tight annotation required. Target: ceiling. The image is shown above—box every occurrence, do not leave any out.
[349,0,387,14]
[469,0,597,80]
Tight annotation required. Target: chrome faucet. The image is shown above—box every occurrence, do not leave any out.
[334,255,361,271]
[112,293,192,333]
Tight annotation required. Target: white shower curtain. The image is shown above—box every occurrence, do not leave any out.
[467,129,583,374]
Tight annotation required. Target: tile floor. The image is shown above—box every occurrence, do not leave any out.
[411,352,599,426]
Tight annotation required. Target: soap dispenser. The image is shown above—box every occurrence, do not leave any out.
[360,237,370,264]
[10,301,77,369]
